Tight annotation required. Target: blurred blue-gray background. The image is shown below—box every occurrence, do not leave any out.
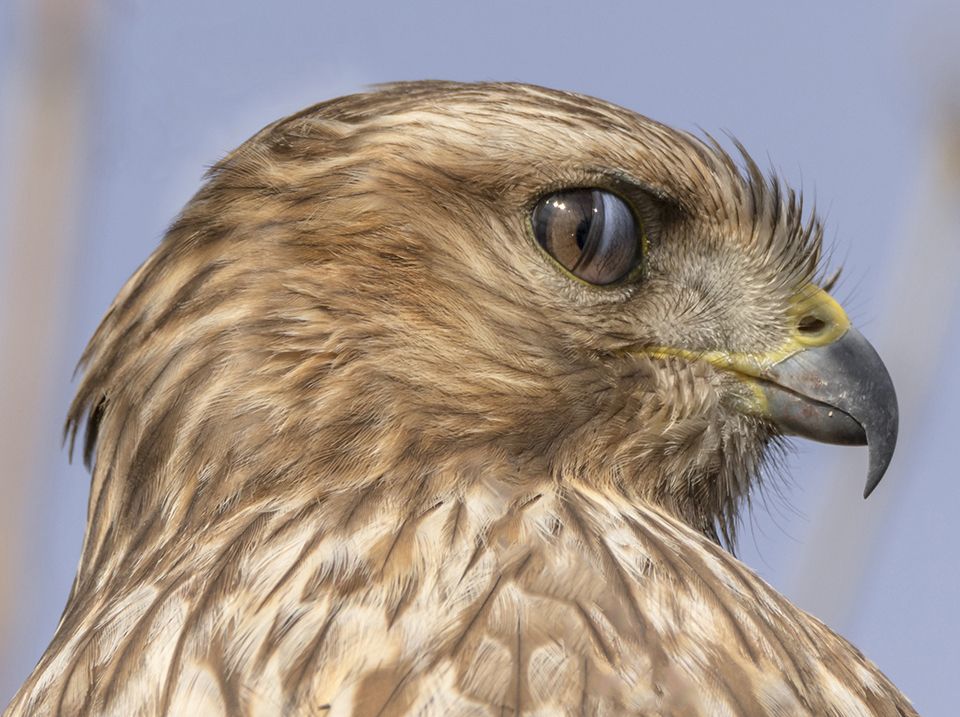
[2,1,957,714]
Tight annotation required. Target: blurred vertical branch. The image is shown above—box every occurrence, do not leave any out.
[790,73,960,626]
[0,0,97,686]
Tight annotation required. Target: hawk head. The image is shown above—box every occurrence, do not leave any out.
[67,82,895,558]
[6,81,910,717]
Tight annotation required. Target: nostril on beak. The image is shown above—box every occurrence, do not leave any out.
[798,314,828,336]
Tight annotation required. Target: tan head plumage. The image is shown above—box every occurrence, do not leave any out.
[6,81,910,717]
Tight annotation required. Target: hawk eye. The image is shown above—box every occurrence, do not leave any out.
[532,189,642,286]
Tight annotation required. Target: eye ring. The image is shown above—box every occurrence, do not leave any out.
[531,189,644,286]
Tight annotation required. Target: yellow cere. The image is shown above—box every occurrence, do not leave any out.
[637,283,851,378]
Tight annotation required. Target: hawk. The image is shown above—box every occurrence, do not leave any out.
[5,82,913,716]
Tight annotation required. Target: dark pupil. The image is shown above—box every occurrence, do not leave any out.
[575,219,590,250]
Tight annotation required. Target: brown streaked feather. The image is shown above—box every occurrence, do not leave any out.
[6,81,915,716]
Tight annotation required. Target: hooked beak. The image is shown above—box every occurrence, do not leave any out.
[756,324,898,497]
[641,283,898,497]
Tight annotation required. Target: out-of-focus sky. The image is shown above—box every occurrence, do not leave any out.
[1,1,958,714]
